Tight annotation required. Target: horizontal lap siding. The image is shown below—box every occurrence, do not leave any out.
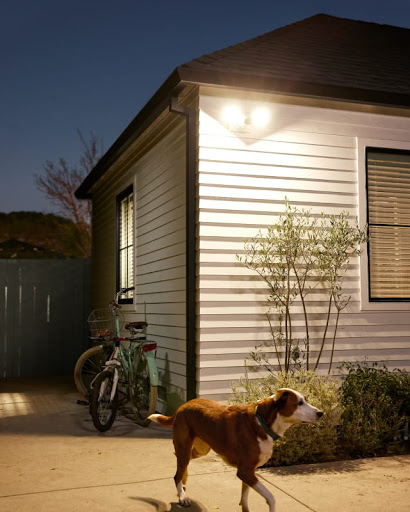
[135,123,187,408]
[91,119,187,410]
[197,93,410,401]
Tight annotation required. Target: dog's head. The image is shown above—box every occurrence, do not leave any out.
[256,388,323,432]
[272,388,323,424]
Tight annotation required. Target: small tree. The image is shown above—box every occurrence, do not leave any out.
[237,201,367,373]
[34,130,102,258]
[314,212,367,371]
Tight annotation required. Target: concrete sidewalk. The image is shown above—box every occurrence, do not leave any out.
[0,377,409,512]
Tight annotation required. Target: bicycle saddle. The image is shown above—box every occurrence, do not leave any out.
[125,321,148,330]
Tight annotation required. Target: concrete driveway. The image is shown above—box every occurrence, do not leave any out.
[0,376,409,512]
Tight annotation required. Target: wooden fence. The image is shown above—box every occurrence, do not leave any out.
[0,259,90,378]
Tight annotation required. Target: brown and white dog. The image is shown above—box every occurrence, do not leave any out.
[149,388,323,511]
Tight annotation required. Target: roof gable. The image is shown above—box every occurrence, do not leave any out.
[76,14,410,199]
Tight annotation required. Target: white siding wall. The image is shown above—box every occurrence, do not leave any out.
[197,91,410,401]
[91,119,187,411]
[135,123,187,410]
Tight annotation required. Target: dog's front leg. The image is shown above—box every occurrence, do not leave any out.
[240,481,250,511]
[237,468,275,512]
[252,481,275,512]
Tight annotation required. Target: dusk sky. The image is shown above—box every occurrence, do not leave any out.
[2,0,410,215]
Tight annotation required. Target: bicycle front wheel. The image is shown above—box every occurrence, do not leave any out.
[74,345,111,398]
[89,370,118,432]
[129,351,158,427]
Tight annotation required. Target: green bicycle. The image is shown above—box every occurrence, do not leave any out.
[74,287,158,430]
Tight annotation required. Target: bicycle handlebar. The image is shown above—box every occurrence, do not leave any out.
[112,287,136,308]
[121,286,135,294]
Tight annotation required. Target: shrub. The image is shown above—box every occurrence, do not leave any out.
[338,363,410,458]
[237,201,368,374]
[231,368,341,466]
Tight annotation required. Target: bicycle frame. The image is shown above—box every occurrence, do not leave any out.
[97,288,159,401]
[102,340,159,398]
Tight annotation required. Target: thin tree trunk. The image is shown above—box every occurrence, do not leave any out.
[328,307,341,374]
[267,313,282,372]
[315,294,332,371]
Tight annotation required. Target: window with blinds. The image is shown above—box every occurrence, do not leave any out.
[117,186,134,303]
[366,148,410,300]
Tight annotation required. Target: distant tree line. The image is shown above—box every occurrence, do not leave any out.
[1,131,102,259]
[0,211,87,259]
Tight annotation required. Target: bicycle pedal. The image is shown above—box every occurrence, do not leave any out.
[77,399,89,406]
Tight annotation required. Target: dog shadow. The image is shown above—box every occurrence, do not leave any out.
[267,457,367,476]
[131,497,207,511]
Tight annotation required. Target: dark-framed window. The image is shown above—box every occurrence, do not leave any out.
[366,148,410,301]
[117,186,134,304]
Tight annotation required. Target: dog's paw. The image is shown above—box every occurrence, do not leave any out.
[179,496,191,507]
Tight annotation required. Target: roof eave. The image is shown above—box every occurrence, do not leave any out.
[76,66,410,199]
[75,68,182,199]
[178,67,410,109]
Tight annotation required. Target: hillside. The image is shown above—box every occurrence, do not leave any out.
[0,212,87,259]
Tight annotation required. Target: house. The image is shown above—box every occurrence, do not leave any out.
[76,14,410,411]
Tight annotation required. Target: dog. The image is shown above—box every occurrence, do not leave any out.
[149,388,323,511]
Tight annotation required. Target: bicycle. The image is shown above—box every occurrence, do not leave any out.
[74,287,158,430]
[74,298,123,399]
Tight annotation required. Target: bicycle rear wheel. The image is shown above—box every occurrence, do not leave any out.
[74,345,111,398]
[129,351,158,427]
[89,370,118,432]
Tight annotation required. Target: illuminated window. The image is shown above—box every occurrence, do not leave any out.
[117,186,134,303]
[366,148,410,300]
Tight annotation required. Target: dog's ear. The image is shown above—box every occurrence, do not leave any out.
[273,388,290,406]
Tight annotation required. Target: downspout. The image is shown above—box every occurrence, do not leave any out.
[169,91,197,401]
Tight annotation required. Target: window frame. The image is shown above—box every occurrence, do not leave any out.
[358,138,410,311]
[116,185,134,305]
[366,146,410,302]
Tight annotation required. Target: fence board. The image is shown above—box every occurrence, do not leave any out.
[0,259,90,378]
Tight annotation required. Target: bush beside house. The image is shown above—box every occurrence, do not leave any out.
[231,363,410,466]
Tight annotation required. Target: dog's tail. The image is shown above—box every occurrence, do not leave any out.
[148,413,175,427]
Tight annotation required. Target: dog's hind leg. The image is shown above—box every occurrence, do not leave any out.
[173,437,210,507]
[173,438,193,507]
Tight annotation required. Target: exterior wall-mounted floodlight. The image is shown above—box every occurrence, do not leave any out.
[221,104,270,130]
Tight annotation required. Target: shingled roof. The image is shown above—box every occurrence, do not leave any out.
[76,13,410,198]
[179,13,410,104]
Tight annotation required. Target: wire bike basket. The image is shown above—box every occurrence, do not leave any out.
[87,308,124,340]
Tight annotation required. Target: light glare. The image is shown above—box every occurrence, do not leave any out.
[251,107,270,127]
[222,105,246,128]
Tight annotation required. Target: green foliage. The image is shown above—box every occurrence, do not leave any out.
[231,369,341,466]
[237,201,368,373]
[338,363,410,457]
[231,362,410,465]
